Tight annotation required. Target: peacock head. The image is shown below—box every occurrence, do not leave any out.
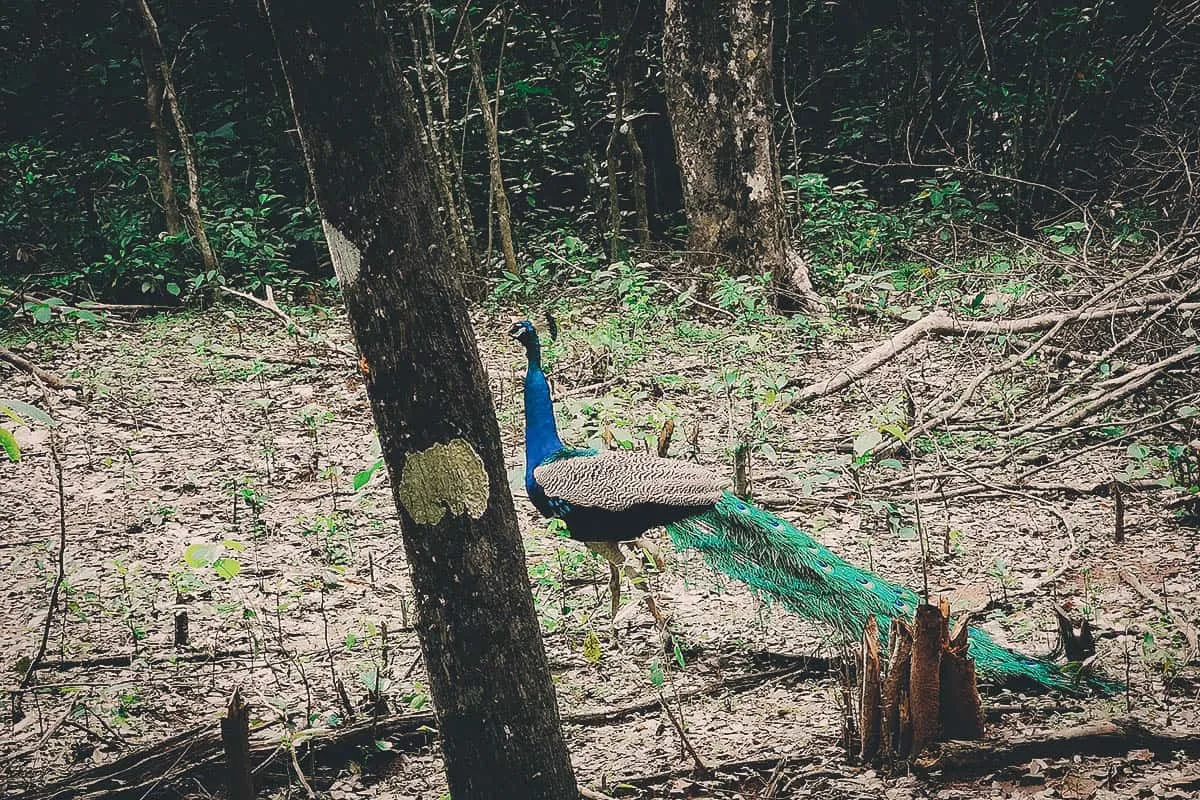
[507,319,539,350]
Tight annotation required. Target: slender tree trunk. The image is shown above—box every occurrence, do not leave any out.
[626,122,651,247]
[605,77,627,262]
[421,4,474,245]
[662,0,818,306]
[462,11,518,275]
[407,17,477,293]
[129,5,181,235]
[265,3,578,798]
[134,0,218,275]
[544,23,605,232]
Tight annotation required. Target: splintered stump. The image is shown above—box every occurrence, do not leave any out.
[860,601,984,763]
[221,688,254,800]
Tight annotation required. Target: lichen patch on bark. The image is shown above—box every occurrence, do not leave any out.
[398,439,491,525]
[322,219,362,286]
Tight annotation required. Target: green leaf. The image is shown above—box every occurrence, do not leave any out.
[213,557,241,580]
[184,542,221,568]
[648,660,665,689]
[221,539,246,552]
[0,398,55,426]
[0,427,20,462]
[582,630,601,664]
[853,429,884,457]
[166,282,181,297]
[32,305,52,324]
[353,459,382,491]
[1126,443,1151,460]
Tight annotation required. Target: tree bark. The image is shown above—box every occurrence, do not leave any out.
[407,15,477,294]
[462,9,518,275]
[626,122,652,247]
[662,0,817,304]
[128,3,181,236]
[543,20,605,232]
[605,76,627,262]
[134,0,218,274]
[264,4,578,798]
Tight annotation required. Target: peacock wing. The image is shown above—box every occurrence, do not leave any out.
[533,451,727,511]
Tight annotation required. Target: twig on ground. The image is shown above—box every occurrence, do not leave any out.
[217,286,354,360]
[0,346,77,390]
[18,426,69,697]
[1119,569,1199,661]
[918,717,1200,775]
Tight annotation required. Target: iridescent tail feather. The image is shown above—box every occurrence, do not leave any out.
[666,492,1116,695]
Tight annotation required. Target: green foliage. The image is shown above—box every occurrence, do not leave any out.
[0,397,56,462]
[783,173,908,285]
[181,540,244,583]
[0,124,321,300]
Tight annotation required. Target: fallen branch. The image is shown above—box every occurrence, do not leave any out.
[0,346,77,390]
[15,661,828,799]
[1045,266,1200,404]
[1008,345,1200,437]
[787,297,1200,406]
[1120,568,1199,661]
[217,286,355,360]
[918,717,1200,776]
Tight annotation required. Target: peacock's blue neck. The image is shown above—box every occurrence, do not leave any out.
[522,344,563,481]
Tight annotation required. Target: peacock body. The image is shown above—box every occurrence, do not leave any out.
[509,320,1108,694]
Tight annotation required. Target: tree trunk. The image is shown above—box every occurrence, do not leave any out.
[544,21,605,232]
[129,4,181,236]
[605,77,627,262]
[407,16,477,295]
[626,122,652,247]
[462,11,518,275]
[662,0,817,305]
[264,4,578,798]
[134,0,218,275]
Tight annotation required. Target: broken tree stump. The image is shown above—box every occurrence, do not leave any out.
[859,616,882,761]
[221,687,254,800]
[881,618,913,758]
[940,618,985,740]
[910,603,947,755]
[870,601,985,762]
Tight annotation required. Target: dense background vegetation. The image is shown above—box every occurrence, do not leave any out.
[1,0,1197,303]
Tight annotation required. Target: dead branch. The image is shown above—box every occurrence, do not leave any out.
[1120,568,1199,661]
[0,346,77,390]
[918,717,1200,776]
[217,286,355,360]
[1055,346,1200,428]
[787,295,1200,406]
[16,661,828,799]
[18,429,69,701]
[1009,345,1200,436]
[1046,266,1200,404]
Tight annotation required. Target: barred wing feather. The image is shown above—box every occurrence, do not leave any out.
[534,451,727,511]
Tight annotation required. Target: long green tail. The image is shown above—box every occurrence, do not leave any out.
[666,492,1114,694]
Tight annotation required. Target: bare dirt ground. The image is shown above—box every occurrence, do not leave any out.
[2,288,1199,799]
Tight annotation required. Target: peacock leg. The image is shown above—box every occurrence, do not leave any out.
[628,537,666,572]
[621,558,669,630]
[606,563,621,619]
[585,541,627,623]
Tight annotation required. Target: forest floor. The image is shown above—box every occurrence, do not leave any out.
[2,258,1200,799]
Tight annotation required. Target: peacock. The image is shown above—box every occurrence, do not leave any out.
[509,319,1111,694]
